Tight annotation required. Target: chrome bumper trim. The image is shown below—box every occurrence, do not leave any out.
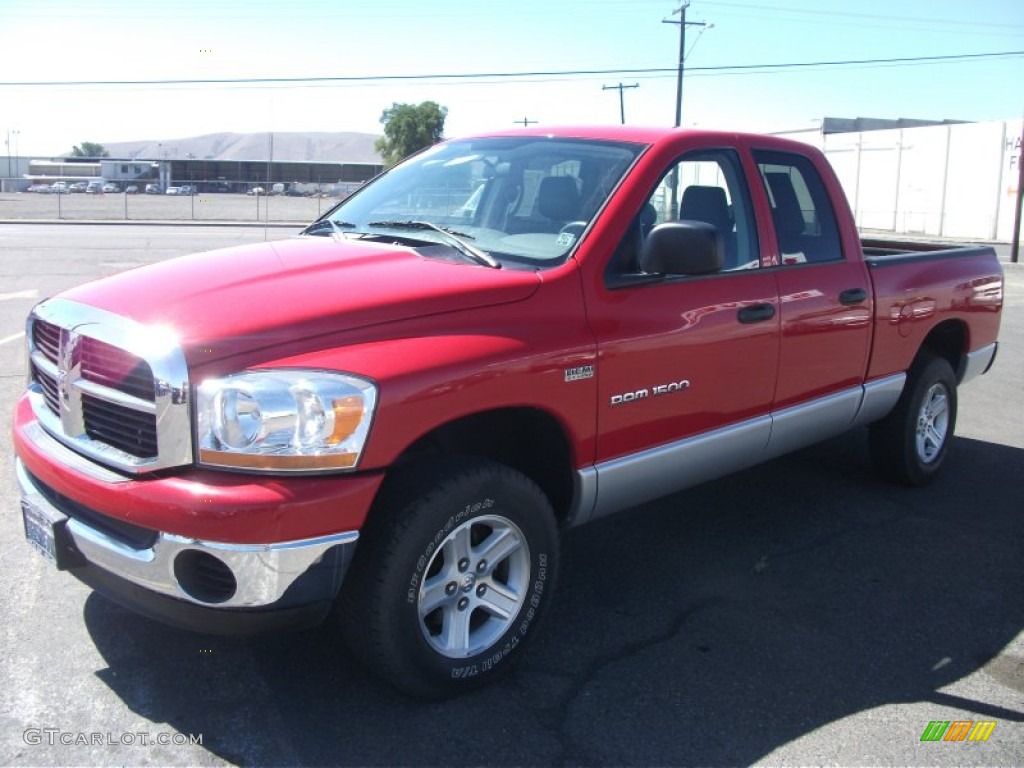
[20,419,131,484]
[15,458,358,608]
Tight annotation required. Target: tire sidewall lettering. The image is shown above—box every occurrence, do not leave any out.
[448,547,548,678]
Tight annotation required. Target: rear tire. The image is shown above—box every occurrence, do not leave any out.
[869,352,958,487]
[338,457,559,698]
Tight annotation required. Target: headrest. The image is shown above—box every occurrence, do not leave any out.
[679,185,732,232]
[763,172,806,238]
[538,176,580,221]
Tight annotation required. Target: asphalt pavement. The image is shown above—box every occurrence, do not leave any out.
[0,224,1021,767]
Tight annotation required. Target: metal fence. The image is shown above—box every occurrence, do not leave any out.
[0,179,366,224]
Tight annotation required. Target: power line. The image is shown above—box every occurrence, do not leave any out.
[0,51,1020,88]
[705,1,1024,30]
[8,0,1020,28]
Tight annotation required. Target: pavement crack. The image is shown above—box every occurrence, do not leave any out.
[525,597,718,766]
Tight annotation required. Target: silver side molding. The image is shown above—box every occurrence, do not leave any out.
[574,416,772,526]
[852,374,906,427]
[766,389,861,461]
[958,342,998,386]
[571,376,909,527]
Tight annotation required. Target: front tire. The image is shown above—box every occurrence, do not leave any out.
[338,457,559,698]
[869,352,958,486]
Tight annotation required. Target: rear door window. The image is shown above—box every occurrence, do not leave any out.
[753,150,843,265]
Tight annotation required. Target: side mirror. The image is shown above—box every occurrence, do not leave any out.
[639,220,724,276]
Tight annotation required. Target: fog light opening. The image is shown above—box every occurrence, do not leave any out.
[173,550,237,604]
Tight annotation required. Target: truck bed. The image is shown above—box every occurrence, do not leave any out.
[861,238,1003,381]
[860,237,996,265]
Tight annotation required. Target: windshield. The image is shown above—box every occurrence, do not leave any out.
[309,136,643,266]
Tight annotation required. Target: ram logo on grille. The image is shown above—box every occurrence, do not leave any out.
[57,329,79,416]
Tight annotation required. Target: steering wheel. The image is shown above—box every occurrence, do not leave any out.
[558,221,588,237]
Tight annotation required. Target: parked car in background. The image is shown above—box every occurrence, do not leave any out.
[50,182,68,194]
[247,186,265,196]
[125,185,139,195]
[178,185,194,195]
[69,182,88,193]
[102,183,120,193]
[85,181,104,194]
[144,184,162,194]
[27,184,52,193]
[165,187,181,195]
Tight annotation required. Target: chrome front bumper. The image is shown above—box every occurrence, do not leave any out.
[15,458,358,609]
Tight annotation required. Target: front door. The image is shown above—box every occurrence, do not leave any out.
[586,148,780,467]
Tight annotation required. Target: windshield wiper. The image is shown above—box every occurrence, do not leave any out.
[301,218,357,238]
[367,220,500,269]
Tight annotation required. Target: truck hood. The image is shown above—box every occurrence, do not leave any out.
[63,236,541,364]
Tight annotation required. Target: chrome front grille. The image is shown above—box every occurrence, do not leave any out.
[31,322,67,416]
[33,357,61,413]
[82,392,159,458]
[32,319,61,361]
[26,298,192,474]
[80,336,157,401]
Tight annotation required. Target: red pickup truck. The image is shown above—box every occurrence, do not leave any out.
[14,126,1003,697]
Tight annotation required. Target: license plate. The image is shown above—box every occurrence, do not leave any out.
[21,498,78,569]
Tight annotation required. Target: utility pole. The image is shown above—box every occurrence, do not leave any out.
[267,131,273,193]
[515,117,537,127]
[186,153,195,219]
[1011,118,1023,263]
[602,83,639,125]
[264,132,273,235]
[663,1,708,127]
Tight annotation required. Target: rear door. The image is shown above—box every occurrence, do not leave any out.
[751,149,873,411]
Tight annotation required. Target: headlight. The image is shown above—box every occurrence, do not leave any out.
[196,370,377,472]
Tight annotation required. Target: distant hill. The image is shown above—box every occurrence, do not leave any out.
[90,132,383,164]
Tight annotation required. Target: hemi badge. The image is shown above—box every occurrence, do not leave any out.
[564,365,594,382]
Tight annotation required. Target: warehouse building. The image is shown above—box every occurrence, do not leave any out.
[773,117,1022,243]
[3,131,385,195]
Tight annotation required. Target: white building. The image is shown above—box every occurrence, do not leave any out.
[774,118,1023,243]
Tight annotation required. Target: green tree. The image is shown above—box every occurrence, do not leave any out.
[374,101,448,167]
[70,142,109,158]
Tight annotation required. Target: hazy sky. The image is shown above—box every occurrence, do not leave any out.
[1,0,1022,157]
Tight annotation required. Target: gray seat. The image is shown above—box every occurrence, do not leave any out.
[679,185,736,267]
[537,176,581,226]
[763,172,809,261]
